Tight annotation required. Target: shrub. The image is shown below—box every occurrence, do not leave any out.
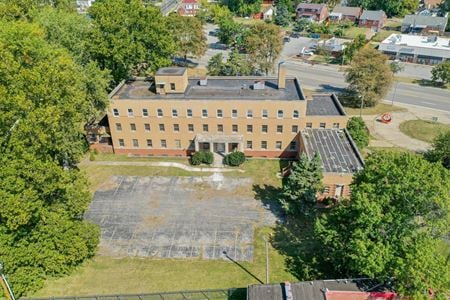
[190,151,214,165]
[89,151,96,161]
[346,116,369,149]
[224,151,246,166]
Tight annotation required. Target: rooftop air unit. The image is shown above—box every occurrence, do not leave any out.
[253,80,265,90]
[199,77,208,86]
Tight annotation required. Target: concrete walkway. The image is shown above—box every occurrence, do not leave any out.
[362,106,450,152]
[86,160,242,173]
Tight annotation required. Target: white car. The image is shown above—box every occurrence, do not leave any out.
[300,47,314,56]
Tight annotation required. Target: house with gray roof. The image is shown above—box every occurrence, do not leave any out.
[401,14,449,34]
[358,10,387,31]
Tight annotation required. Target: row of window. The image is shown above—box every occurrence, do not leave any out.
[116,122,340,133]
[112,108,301,119]
[118,139,297,151]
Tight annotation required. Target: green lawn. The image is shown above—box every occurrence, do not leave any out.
[91,153,190,163]
[342,26,368,39]
[371,30,398,42]
[344,103,407,116]
[399,120,450,143]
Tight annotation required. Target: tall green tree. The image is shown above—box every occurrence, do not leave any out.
[274,3,291,27]
[0,20,99,296]
[88,0,175,83]
[207,50,254,75]
[168,15,207,64]
[244,22,282,75]
[345,47,393,108]
[223,0,262,16]
[315,152,449,298]
[431,61,450,85]
[346,117,369,149]
[282,153,323,215]
[346,0,418,17]
[217,17,246,46]
[425,130,450,169]
[342,34,367,64]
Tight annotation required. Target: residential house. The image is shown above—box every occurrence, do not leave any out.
[263,6,274,20]
[329,5,362,23]
[76,0,95,13]
[402,14,448,34]
[358,10,387,31]
[177,0,200,16]
[296,3,329,22]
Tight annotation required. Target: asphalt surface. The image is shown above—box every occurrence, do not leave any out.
[284,61,450,112]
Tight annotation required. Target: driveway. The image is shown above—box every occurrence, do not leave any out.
[196,23,230,68]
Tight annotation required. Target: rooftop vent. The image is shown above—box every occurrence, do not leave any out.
[253,80,265,90]
[427,35,437,43]
[199,77,208,86]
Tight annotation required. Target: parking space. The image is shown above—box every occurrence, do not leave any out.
[280,36,315,60]
[86,175,277,262]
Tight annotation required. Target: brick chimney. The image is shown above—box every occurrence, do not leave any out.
[278,62,286,89]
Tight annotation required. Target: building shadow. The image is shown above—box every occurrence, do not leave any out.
[223,251,264,284]
[318,84,346,94]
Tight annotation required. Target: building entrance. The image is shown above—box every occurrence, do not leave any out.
[213,142,226,153]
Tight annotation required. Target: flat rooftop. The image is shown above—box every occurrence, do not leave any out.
[155,67,186,75]
[302,128,364,174]
[381,33,450,51]
[111,77,305,101]
[306,94,346,116]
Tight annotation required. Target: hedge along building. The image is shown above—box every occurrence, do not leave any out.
[90,65,362,197]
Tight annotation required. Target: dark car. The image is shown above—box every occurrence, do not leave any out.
[283,36,291,43]
[290,32,301,38]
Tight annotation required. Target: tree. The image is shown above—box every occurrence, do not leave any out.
[88,0,175,83]
[431,61,450,85]
[315,152,449,298]
[346,117,369,149]
[342,33,367,63]
[217,17,246,47]
[425,130,450,169]
[207,50,255,75]
[244,23,282,75]
[0,20,99,296]
[224,0,262,16]
[293,18,310,32]
[168,15,207,64]
[207,53,225,75]
[274,3,291,27]
[346,0,418,17]
[344,47,393,108]
[282,153,323,215]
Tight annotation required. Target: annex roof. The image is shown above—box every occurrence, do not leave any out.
[247,279,393,300]
[402,14,448,28]
[306,94,346,116]
[301,128,364,174]
[332,5,362,17]
[360,10,385,21]
[110,77,306,101]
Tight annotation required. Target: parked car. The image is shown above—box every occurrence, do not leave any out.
[283,36,291,43]
[290,32,301,38]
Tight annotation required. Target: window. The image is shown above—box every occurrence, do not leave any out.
[320,122,326,128]
[130,123,136,131]
[232,124,238,133]
[132,139,139,148]
[118,139,125,147]
[277,125,283,133]
[170,83,176,90]
[277,110,283,118]
[173,124,180,132]
[146,139,153,148]
[160,139,167,148]
[188,124,194,132]
[187,109,193,117]
[172,109,178,117]
[293,110,299,119]
[261,141,267,149]
[175,139,181,149]
[217,124,223,132]
[203,124,208,132]
[144,123,150,132]
[127,108,134,117]
[246,140,253,149]
[335,184,344,197]
[217,109,223,118]
[276,141,282,150]
[247,125,253,133]
[333,123,340,129]
[115,123,122,131]
[290,141,297,150]
[247,110,253,118]
[202,109,208,118]
[262,109,268,118]
[112,108,119,117]
[232,109,238,118]
[306,122,312,128]
[159,124,165,131]
[157,109,163,117]
[142,108,148,117]
[292,125,298,133]
[262,125,268,133]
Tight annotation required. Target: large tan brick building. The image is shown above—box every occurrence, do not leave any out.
[90,65,363,197]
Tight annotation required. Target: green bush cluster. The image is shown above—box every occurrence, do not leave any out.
[191,151,214,165]
[346,116,369,149]
[224,151,246,166]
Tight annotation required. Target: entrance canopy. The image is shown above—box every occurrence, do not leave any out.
[195,133,243,144]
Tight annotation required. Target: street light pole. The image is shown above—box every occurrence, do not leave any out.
[263,236,269,284]
[0,264,15,300]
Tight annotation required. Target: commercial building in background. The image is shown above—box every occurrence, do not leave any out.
[379,33,450,64]
[89,66,363,197]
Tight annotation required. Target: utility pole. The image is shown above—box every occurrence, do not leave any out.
[0,264,16,300]
[263,236,269,284]
[359,95,364,118]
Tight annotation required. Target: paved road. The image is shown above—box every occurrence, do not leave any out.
[284,61,450,112]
